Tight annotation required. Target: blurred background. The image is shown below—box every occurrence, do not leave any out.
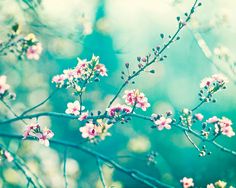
[0,0,236,187]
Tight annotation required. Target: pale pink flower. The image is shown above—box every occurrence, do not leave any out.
[107,104,132,117]
[206,116,218,124]
[155,117,172,130]
[26,43,42,60]
[52,74,66,86]
[95,64,108,76]
[123,89,150,111]
[200,77,213,88]
[221,126,235,137]
[78,111,89,121]
[0,75,10,95]
[65,100,84,116]
[4,151,14,162]
[79,122,98,139]
[219,117,232,127]
[23,123,40,139]
[63,69,75,81]
[180,177,194,188]
[195,113,204,121]
[215,180,227,188]
[207,183,215,188]
[37,128,54,147]
[212,74,228,84]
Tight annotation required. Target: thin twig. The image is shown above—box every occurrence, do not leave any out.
[96,158,107,188]
[21,89,58,116]
[63,147,68,188]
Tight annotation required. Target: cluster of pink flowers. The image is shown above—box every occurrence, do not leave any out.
[123,89,150,111]
[65,100,85,116]
[52,55,107,89]
[0,75,10,96]
[151,112,173,131]
[23,122,54,147]
[180,177,194,188]
[79,119,113,141]
[106,104,132,117]
[200,74,228,89]
[207,116,235,137]
[24,33,42,60]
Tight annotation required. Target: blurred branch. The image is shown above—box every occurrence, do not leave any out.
[0,144,45,188]
[0,133,173,188]
[20,89,58,116]
[96,158,107,188]
[63,147,68,188]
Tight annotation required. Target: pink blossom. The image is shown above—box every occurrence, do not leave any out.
[123,89,150,111]
[215,180,227,188]
[200,77,213,88]
[26,43,42,60]
[4,151,14,162]
[63,69,75,81]
[107,104,132,117]
[52,74,66,87]
[79,122,98,139]
[78,111,89,121]
[23,123,40,139]
[65,100,84,116]
[155,116,172,130]
[0,75,10,95]
[219,117,232,127]
[207,183,215,188]
[195,113,204,121]
[206,116,218,124]
[180,177,194,188]
[95,64,107,76]
[23,123,54,147]
[221,126,235,137]
[37,128,54,147]
[212,74,228,84]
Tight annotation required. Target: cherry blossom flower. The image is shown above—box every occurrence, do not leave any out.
[195,113,204,121]
[95,64,107,76]
[23,122,54,147]
[63,69,76,81]
[107,104,132,117]
[180,177,194,188]
[154,116,172,131]
[215,180,227,188]
[79,122,98,139]
[207,116,235,137]
[206,116,218,123]
[96,119,113,140]
[65,101,84,116]
[207,183,215,188]
[123,89,150,111]
[26,42,42,60]
[52,74,66,87]
[78,111,89,121]
[37,128,54,147]
[200,77,213,88]
[0,75,10,95]
[4,151,14,162]
[23,123,40,139]
[200,74,228,89]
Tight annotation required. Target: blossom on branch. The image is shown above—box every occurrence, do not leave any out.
[23,122,54,147]
[180,177,194,188]
[26,42,43,60]
[0,75,10,95]
[107,104,132,117]
[123,89,150,111]
[65,100,85,116]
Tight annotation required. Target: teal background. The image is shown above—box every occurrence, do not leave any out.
[0,0,236,187]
